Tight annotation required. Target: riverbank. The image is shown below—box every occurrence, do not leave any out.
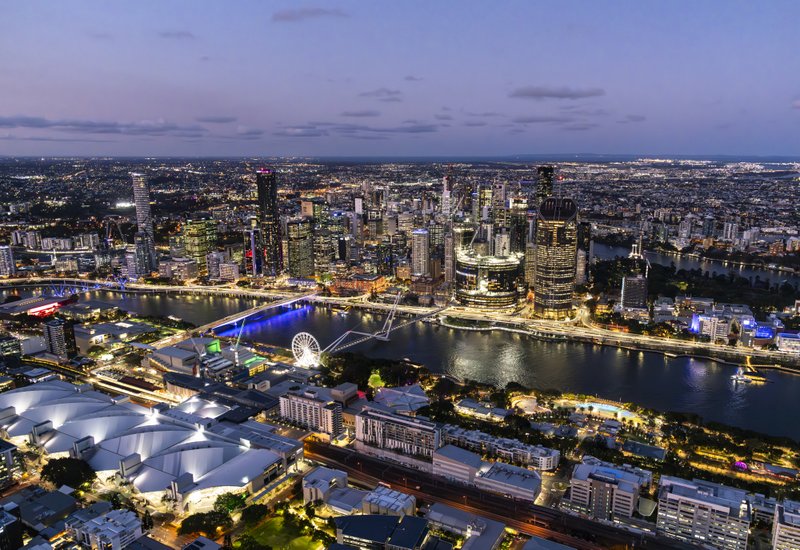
[302,296,800,373]
[2,278,798,373]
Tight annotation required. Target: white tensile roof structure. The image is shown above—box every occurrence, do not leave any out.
[0,380,280,512]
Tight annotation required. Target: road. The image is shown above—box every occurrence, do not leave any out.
[304,441,698,550]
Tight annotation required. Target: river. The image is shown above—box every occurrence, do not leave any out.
[4,287,797,440]
[593,243,800,287]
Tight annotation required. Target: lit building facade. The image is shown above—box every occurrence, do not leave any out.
[455,249,523,308]
[533,198,578,319]
[257,168,282,276]
[286,218,315,278]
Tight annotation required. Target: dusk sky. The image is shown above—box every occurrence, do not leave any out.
[1,1,799,157]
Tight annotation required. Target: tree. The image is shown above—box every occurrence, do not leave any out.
[213,491,248,514]
[142,510,154,531]
[240,504,269,525]
[178,511,233,536]
[41,457,96,489]
[237,535,272,550]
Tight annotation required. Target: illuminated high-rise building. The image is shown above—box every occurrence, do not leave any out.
[0,246,15,277]
[183,214,218,275]
[533,198,578,319]
[43,317,77,361]
[411,229,430,278]
[286,218,315,278]
[257,168,282,276]
[535,165,555,207]
[131,173,158,272]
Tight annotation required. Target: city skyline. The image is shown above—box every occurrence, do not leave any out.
[2,1,799,157]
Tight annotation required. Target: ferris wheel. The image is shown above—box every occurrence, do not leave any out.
[291,332,321,368]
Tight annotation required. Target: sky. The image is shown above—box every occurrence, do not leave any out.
[1,1,799,157]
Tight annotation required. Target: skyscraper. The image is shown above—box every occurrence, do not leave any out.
[257,168,282,276]
[286,218,315,278]
[534,197,578,320]
[43,317,77,361]
[130,173,157,272]
[535,165,555,207]
[411,229,430,278]
[0,246,15,277]
[183,214,218,275]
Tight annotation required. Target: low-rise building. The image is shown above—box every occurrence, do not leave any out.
[362,484,416,517]
[442,425,559,471]
[69,507,143,550]
[433,445,483,484]
[474,462,541,502]
[454,399,512,422]
[303,467,348,504]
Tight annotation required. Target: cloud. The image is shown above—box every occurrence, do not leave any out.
[509,85,605,100]
[199,55,211,62]
[0,134,112,143]
[0,115,208,138]
[312,121,438,135]
[157,30,197,40]
[562,122,599,131]
[340,110,381,118]
[792,99,800,110]
[512,115,574,124]
[617,114,646,124]
[435,114,453,121]
[464,121,487,127]
[464,111,503,117]
[559,106,610,116]
[196,116,237,124]
[273,125,327,138]
[235,125,264,138]
[272,7,347,22]
[404,75,423,82]
[359,88,403,102]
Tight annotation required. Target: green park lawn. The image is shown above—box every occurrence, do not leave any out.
[237,516,322,550]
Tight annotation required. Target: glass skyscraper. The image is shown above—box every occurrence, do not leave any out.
[257,168,282,276]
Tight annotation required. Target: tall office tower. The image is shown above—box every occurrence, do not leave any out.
[313,229,335,278]
[575,249,588,285]
[43,317,77,361]
[441,175,453,216]
[256,168,282,276]
[657,477,751,550]
[444,232,455,284]
[131,233,152,279]
[491,181,507,215]
[130,173,158,272]
[243,216,260,277]
[621,274,648,309]
[183,214,218,275]
[533,198,578,320]
[524,242,537,288]
[411,229,431,278]
[508,197,529,254]
[286,218,315,278]
[477,184,493,221]
[0,246,15,277]
[535,165,555,207]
